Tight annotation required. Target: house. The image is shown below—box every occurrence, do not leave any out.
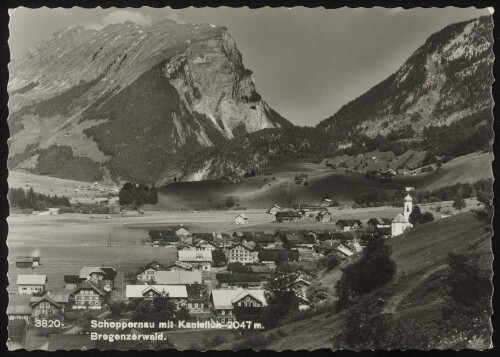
[7,320,26,350]
[375,226,392,238]
[164,261,194,271]
[17,274,47,295]
[296,235,317,250]
[29,293,69,318]
[226,242,259,263]
[149,229,182,243]
[125,285,188,307]
[235,214,248,225]
[245,234,276,249]
[391,188,414,237]
[178,250,212,271]
[210,288,267,324]
[267,204,282,215]
[275,211,301,222]
[335,219,362,232]
[258,249,300,264]
[288,277,311,309]
[186,285,206,314]
[171,225,190,237]
[7,305,32,323]
[194,240,220,251]
[79,267,117,291]
[136,260,166,283]
[16,256,34,269]
[156,271,203,285]
[70,280,106,309]
[317,210,333,222]
[63,275,81,290]
[367,217,393,230]
[216,273,265,289]
[315,240,353,257]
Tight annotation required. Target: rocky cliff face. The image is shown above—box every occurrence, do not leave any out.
[317,16,493,138]
[8,20,290,183]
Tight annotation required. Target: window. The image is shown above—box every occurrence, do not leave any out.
[221,310,225,315]
[221,318,225,323]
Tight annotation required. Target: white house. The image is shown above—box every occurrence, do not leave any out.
[226,243,259,263]
[391,188,414,237]
[125,285,188,307]
[17,275,47,295]
[177,251,212,271]
[210,288,267,324]
[235,214,248,225]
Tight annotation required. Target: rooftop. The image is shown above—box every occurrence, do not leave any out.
[17,274,47,285]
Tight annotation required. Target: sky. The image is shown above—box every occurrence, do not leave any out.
[8,7,492,126]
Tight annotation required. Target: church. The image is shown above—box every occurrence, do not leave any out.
[391,187,414,237]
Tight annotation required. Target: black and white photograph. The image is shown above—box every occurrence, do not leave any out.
[4,5,495,351]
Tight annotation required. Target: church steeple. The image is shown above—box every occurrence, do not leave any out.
[404,187,414,222]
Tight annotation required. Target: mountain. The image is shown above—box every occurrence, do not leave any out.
[171,16,493,182]
[317,16,493,148]
[8,20,290,183]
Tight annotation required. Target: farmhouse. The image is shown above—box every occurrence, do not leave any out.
[258,249,300,264]
[316,210,333,222]
[335,219,362,232]
[275,211,302,222]
[30,293,69,318]
[367,217,393,229]
[63,275,81,290]
[391,188,414,237]
[125,285,188,307]
[178,251,212,271]
[315,240,354,257]
[226,243,259,263]
[70,280,106,309]
[245,234,276,249]
[164,261,194,271]
[149,229,182,243]
[171,225,190,237]
[235,214,248,225]
[79,267,117,291]
[210,288,267,324]
[267,204,282,215]
[288,277,311,309]
[156,271,203,285]
[136,261,167,283]
[7,305,32,323]
[216,273,265,289]
[17,275,47,295]
[194,240,220,251]
[16,256,34,269]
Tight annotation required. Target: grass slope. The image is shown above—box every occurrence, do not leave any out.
[157,152,492,210]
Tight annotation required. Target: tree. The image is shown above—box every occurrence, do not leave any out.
[452,195,466,212]
[335,236,396,310]
[408,205,422,225]
[225,196,236,208]
[262,265,300,328]
[212,249,228,267]
[148,185,158,204]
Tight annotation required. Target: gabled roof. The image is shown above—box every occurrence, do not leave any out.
[298,235,316,244]
[317,210,332,217]
[79,267,116,280]
[216,273,264,283]
[156,271,202,285]
[258,249,300,262]
[337,245,355,257]
[73,280,105,296]
[211,288,267,310]
[17,274,47,285]
[235,214,248,219]
[246,234,275,244]
[368,217,393,225]
[178,250,212,263]
[290,277,311,287]
[171,225,190,231]
[164,261,193,271]
[29,294,62,309]
[137,261,166,273]
[16,256,34,263]
[125,284,188,298]
[276,211,301,218]
[316,240,341,250]
[195,240,220,249]
[149,229,177,238]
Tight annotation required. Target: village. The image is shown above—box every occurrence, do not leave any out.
[7,188,421,350]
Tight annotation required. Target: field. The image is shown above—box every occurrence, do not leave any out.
[155,152,493,210]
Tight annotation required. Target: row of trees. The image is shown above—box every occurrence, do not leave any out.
[8,187,71,210]
[118,182,158,209]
